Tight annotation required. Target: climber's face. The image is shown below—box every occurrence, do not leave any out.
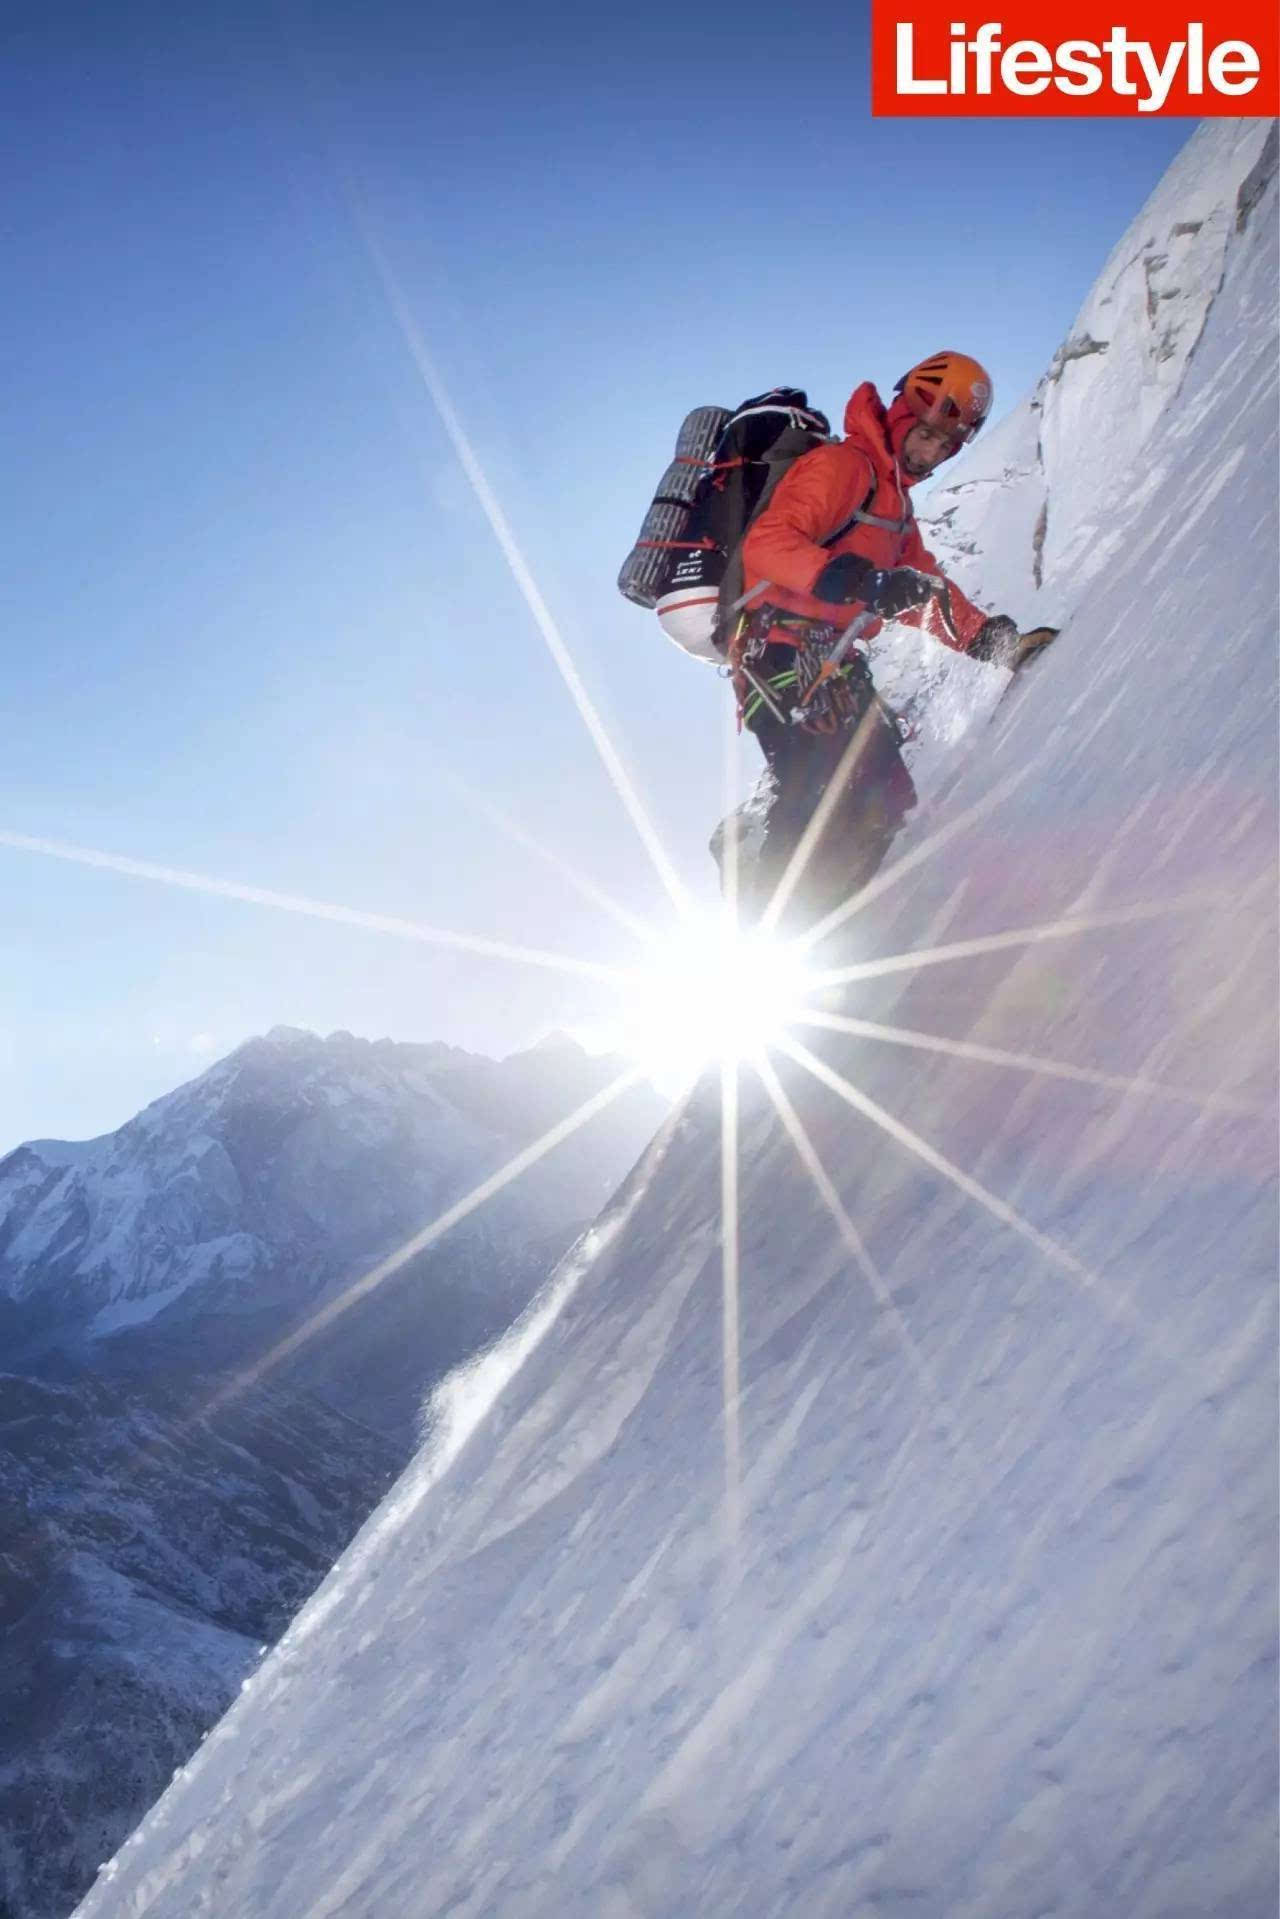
[900,419,961,479]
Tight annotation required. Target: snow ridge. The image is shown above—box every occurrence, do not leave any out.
[923,118,1274,622]
[862,118,1275,797]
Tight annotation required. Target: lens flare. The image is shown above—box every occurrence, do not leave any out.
[614,913,819,1093]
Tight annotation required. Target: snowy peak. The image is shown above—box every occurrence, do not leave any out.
[0,1027,662,1342]
[859,119,1276,767]
[1055,117,1277,400]
[921,119,1277,623]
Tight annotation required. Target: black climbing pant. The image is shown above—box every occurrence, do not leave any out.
[744,684,916,930]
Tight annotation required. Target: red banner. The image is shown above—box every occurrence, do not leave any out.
[871,1,1279,114]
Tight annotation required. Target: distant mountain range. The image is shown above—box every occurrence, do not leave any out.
[0,1027,664,1919]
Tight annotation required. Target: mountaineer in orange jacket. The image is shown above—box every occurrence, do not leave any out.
[733,350,1031,921]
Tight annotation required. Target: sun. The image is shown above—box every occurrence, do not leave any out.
[607,911,823,1096]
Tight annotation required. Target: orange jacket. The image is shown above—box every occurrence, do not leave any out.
[741,382,988,652]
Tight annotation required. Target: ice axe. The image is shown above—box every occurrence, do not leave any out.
[953,593,1061,671]
[1012,625,1059,668]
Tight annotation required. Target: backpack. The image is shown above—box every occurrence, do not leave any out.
[617,389,832,664]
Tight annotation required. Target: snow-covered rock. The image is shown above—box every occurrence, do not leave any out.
[867,117,1277,776]
[68,121,1278,1919]
[925,118,1276,622]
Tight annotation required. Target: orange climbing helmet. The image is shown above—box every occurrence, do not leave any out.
[895,351,993,443]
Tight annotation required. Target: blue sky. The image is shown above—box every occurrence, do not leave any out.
[1,2,1194,1147]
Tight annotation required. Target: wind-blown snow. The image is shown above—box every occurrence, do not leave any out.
[74,122,1277,1919]
[285,1189,667,1661]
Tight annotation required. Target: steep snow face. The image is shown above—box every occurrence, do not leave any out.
[73,133,1276,1919]
[0,1027,662,1340]
[923,118,1275,624]
[865,118,1277,767]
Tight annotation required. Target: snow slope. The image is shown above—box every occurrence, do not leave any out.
[928,120,1275,615]
[74,123,1277,1919]
[867,117,1276,767]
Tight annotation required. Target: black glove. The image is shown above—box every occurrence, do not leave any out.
[811,555,936,618]
[810,551,875,605]
[968,614,1020,663]
[863,567,936,619]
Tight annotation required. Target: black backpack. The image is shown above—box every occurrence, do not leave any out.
[617,388,832,662]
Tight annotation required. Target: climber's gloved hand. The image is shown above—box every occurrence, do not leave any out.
[968,614,1020,663]
[810,551,875,606]
[811,556,937,619]
[863,566,937,619]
